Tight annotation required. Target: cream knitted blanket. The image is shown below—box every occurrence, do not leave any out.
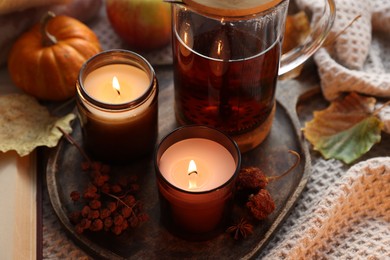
[260,0,390,258]
[261,157,390,259]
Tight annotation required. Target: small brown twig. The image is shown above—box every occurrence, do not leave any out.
[57,126,91,164]
[325,14,362,46]
[267,150,301,182]
[373,100,390,117]
[101,191,131,208]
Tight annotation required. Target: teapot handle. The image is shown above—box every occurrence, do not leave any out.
[279,0,336,75]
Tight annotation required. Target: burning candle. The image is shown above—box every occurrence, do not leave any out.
[83,64,149,105]
[155,126,241,240]
[76,50,158,163]
[159,138,236,191]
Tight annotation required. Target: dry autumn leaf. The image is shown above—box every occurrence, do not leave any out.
[302,92,384,164]
[0,93,75,156]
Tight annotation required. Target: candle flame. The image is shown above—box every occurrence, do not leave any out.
[188,160,197,173]
[112,76,121,95]
[188,160,197,189]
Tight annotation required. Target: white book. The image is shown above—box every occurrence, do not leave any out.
[0,151,37,260]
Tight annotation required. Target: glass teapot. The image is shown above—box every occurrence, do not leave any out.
[166,0,335,152]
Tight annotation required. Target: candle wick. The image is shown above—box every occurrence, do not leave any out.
[115,89,121,96]
[188,170,198,176]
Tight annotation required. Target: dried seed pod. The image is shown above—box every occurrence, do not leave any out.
[236,167,269,191]
[237,150,300,191]
[246,189,275,220]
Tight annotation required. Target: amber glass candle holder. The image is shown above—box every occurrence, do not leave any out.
[155,125,241,240]
[76,49,158,164]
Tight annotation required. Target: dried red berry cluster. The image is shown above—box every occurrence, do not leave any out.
[68,161,148,235]
[235,166,276,220]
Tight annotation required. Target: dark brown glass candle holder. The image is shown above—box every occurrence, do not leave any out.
[155,125,241,240]
[76,49,158,164]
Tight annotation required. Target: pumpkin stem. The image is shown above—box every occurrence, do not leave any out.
[41,11,58,47]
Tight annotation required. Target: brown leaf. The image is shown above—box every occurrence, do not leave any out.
[304,92,376,139]
[302,92,383,164]
[0,94,75,156]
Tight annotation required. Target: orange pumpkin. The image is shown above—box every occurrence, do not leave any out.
[7,12,102,101]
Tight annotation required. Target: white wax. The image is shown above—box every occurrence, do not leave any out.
[80,64,153,120]
[83,64,150,104]
[159,138,236,192]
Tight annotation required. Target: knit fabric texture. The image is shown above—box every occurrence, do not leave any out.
[296,0,390,133]
[261,157,390,259]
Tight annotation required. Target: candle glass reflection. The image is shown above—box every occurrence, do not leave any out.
[155,125,241,240]
[76,49,158,164]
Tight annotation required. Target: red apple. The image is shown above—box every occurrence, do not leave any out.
[106,0,171,51]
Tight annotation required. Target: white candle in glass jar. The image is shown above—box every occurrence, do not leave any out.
[83,64,150,104]
[158,138,236,192]
[76,50,158,163]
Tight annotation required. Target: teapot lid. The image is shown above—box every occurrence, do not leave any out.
[180,0,284,17]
